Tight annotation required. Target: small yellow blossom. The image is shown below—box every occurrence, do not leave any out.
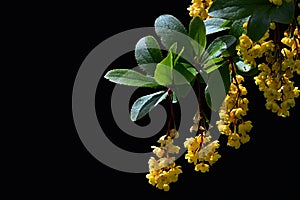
[195,163,210,173]
[217,74,253,149]
[187,0,213,19]
[146,129,182,191]
[185,115,221,173]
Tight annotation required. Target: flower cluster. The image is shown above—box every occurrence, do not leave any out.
[236,23,275,67]
[146,129,182,191]
[254,26,300,117]
[216,74,253,149]
[184,111,221,172]
[236,10,300,117]
[143,0,300,192]
[187,0,213,19]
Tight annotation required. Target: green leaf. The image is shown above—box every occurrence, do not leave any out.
[247,6,271,42]
[135,36,163,76]
[209,0,295,42]
[154,14,187,48]
[218,62,231,95]
[154,47,174,86]
[104,69,160,87]
[208,0,270,20]
[135,36,163,65]
[130,91,168,121]
[204,35,236,62]
[205,64,231,111]
[154,14,193,61]
[204,18,231,35]
[205,87,212,111]
[154,42,198,87]
[185,64,198,77]
[137,64,156,78]
[269,0,295,24]
[155,14,187,35]
[189,17,207,56]
[169,42,183,67]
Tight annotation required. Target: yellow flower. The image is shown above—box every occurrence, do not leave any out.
[146,173,156,186]
[184,137,200,152]
[236,32,272,67]
[227,133,241,149]
[240,133,250,144]
[206,152,221,165]
[152,146,165,158]
[238,34,252,49]
[187,0,213,19]
[185,151,198,164]
[185,116,221,173]
[265,101,280,113]
[146,129,182,191]
[195,163,210,173]
[238,121,253,135]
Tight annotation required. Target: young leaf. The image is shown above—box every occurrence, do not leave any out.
[154,45,174,86]
[130,91,168,121]
[173,46,185,67]
[189,16,206,56]
[104,69,160,87]
[135,35,163,76]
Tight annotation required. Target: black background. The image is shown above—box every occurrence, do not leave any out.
[60,0,300,198]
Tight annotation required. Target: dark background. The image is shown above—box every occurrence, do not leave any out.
[62,0,299,198]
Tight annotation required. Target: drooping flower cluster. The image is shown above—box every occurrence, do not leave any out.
[187,0,213,19]
[236,23,275,67]
[146,129,182,191]
[254,27,300,117]
[216,74,253,149]
[236,13,300,117]
[184,111,221,172]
